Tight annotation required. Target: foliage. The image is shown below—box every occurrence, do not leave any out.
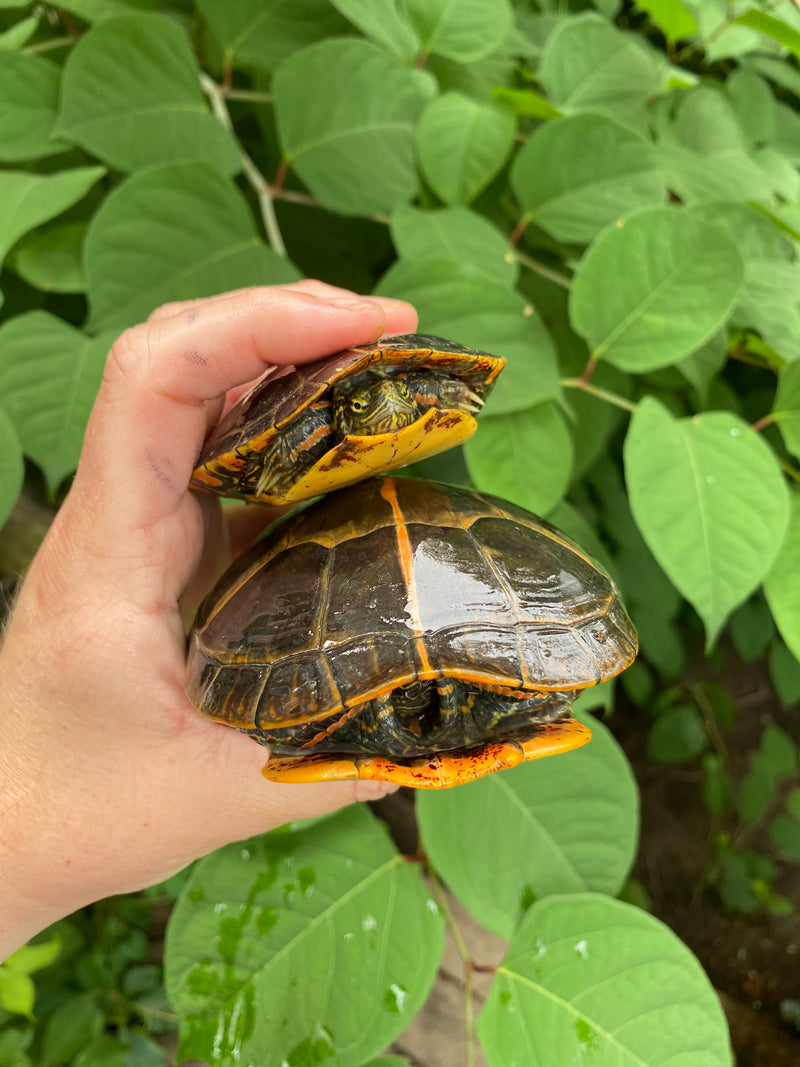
[2,0,800,1063]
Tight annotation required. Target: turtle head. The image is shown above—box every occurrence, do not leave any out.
[334,376,419,437]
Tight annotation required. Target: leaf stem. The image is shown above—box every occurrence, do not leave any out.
[22,35,75,54]
[222,88,274,103]
[561,377,637,413]
[779,458,800,484]
[511,249,572,289]
[199,72,288,258]
[428,870,476,1067]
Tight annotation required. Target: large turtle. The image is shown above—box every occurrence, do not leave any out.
[190,334,504,505]
[186,477,637,789]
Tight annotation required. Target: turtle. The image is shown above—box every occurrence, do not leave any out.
[190,333,504,506]
[186,476,638,789]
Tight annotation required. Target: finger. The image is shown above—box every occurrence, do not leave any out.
[146,279,357,322]
[71,288,411,547]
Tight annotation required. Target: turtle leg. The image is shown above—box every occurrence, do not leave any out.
[254,399,334,497]
[401,372,484,415]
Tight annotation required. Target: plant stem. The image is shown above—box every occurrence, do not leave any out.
[561,377,637,413]
[511,249,572,289]
[23,35,74,54]
[199,72,288,258]
[779,458,800,484]
[223,88,273,103]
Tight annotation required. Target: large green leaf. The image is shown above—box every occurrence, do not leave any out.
[85,162,299,334]
[478,895,733,1066]
[0,408,23,530]
[417,714,638,938]
[165,807,444,1067]
[196,0,348,72]
[465,402,572,513]
[624,397,790,645]
[9,222,87,294]
[53,14,240,175]
[376,258,561,413]
[726,68,776,145]
[390,205,518,287]
[417,93,516,205]
[734,8,800,62]
[0,312,115,493]
[405,0,512,61]
[0,51,66,161]
[329,0,419,60]
[0,167,104,268]
[539,14,662,116]
[773,364,800,462]
[765,492,800,663]
[511,114,665,244]
[634,0,697,42]
[274,38,427,216]
[569,208,744,372]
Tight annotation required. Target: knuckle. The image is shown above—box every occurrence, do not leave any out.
[104,324,157,388]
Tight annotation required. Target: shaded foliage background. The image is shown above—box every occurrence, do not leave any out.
[1,0,800,1064]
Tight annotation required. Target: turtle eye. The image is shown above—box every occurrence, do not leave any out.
[350,398,367,413]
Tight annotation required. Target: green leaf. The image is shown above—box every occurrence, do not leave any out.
[769,640,800,709]
[491,86,562,120]
[0,409,23,531]
[405,0,512,61]
[4,936,60,976]
[0,167,105,269]
[625,397,790,645]
[0,312,116,492]
[165,807,444,1067]
[765,492,800,662]
[677,331,727,403]
[329,0,419,61]
[54,14,239,175]
[196,0,348,72]
[0,14,38,50]
[729,597,775,663]
[634,0,697,42]
[465,402,572,513]
[85,162,299,334]
[390,205,518,287]
[770,809,800,860]
[418,93,515,205]
[376,258,560,412]
[0,1027,33,1067]
[417,715,638,938]
[274,38,426,215]
[739,724,798,822]
[0,971,34,1018]
[772,364,800,462]
[511,115,665,244]
[570,208,744,372]
[647,704,708,762]
[40,993,104,1067]
[478,894,733,1066]
[0,51,66,161]
[540,14,662,116]
[734,9,800,62]
[9,223,87,294]
[726,69,776,145]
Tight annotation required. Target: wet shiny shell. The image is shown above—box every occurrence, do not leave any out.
[190,333,504,505]
[186,477,638,736]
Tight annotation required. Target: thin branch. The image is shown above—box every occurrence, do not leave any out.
[22,35,74,54]
[511,249,572,289]
[223,88,274,104]
[199,72,287,258]
[561,377,637,413]
[427,872,475,1067]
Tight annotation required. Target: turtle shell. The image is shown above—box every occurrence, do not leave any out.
[186,476,637,788]
[190,333,504,505]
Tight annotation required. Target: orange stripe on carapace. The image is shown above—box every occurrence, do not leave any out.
[379,478,433,675]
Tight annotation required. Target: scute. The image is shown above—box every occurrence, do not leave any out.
[186,477,638,735]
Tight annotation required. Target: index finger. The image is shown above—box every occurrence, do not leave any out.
[72,285,418,537]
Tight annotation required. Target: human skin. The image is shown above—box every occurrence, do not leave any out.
[0,281,418,961]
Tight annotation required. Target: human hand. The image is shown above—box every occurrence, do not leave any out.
[0,281,418,959]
